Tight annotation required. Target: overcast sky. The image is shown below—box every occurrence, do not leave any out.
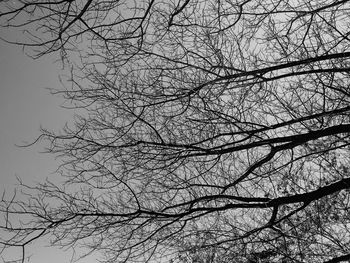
[0,33,97,263]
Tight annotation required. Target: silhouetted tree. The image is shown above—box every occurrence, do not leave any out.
[2,0,350,262]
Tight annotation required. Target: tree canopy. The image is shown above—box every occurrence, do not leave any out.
[2,0,350,262]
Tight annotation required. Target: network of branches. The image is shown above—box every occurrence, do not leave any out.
[1,0,350,262]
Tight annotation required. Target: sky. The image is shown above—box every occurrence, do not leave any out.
[0,32,97,262]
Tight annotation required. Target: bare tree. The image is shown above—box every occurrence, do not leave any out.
[2,0,350,262]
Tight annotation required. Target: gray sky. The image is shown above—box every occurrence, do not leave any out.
[0,34,97,262]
